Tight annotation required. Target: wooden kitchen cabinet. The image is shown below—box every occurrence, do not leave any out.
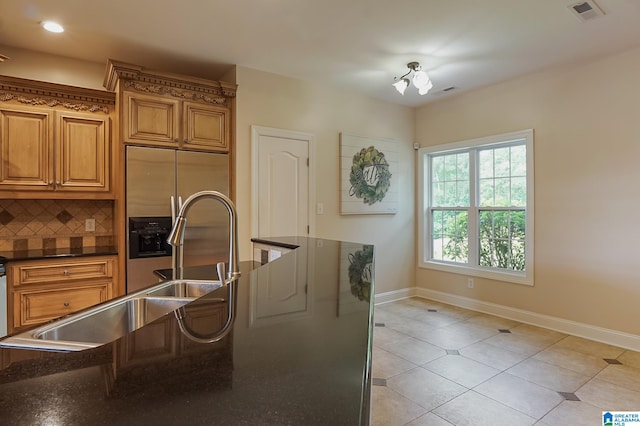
[7,255,117,332]
[0,106,110,193]
[56,111,110,192]
[122,92,229,152]
[0,75,116,199]
[104,60,236,154]
[0,105,51,191]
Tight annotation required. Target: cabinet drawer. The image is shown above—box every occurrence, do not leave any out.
[11,258,114,286]
[14,283,111,328]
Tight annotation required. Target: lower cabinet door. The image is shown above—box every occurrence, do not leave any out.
[14,282,111,329]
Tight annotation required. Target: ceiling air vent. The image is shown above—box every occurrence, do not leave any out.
[568,1,605,22]
[435,86,457,96]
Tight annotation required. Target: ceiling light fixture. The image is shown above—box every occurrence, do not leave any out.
[42,21,64,33]
[392,62,433,96]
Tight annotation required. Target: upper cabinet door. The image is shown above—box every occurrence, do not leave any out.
[0,106,52,191]
[123,92,180,147]
[182,102,229,153]
[56,111,110,192]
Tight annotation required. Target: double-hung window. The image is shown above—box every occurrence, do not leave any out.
[418,129,534,285]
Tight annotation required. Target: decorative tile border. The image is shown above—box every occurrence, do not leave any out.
[0,199,114,250]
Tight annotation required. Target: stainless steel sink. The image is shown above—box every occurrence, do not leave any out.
[0,279,222,352]
[35,296,193,344]
[146,280,222,298]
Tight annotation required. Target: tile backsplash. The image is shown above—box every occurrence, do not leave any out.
[0,199,114,251]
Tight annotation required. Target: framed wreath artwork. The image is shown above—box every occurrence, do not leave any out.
[340,133,398,214]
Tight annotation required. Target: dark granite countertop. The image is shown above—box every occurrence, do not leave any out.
[251,237,301,250]
[0,237,374,425]
[0,246,118,262]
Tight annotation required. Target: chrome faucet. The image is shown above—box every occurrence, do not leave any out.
[167,190,240,283]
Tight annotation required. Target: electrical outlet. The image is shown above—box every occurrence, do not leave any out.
[467,278,474,289]
[85,218,96,232]
[316,202,324,215]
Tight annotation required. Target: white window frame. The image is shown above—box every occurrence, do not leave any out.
[418,129,534,286]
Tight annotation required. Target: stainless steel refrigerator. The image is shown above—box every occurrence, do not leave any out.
[126,146,230,293]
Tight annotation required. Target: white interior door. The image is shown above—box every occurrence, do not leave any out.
[251,126,315,238]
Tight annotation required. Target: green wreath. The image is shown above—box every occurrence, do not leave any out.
[349,146,391,205]
[348,246,374,302]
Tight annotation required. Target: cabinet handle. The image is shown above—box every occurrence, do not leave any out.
[63,269,69,275]
[63,302,70,307]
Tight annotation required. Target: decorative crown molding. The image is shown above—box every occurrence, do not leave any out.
[0,92,110,113]
[103,59,237,107]
[123,81,227,105]
[0,75,115,114]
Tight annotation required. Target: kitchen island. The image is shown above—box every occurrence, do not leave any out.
[0,237,374,425]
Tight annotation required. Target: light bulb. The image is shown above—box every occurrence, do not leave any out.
[392,78,410,95]
[42,21,64,33]
[413,70,433,95]
[412,70,429,88]
[417,80,433,95]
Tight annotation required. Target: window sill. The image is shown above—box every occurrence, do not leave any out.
[419,260,533,286]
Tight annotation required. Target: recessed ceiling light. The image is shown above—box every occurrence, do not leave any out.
[42,21,64,33]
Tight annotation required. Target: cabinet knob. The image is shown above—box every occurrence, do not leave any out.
[63,269,69,275]
[48,180,54,186]
[56,181,61,186]
[63,302,70,307]
[174,138,180,143]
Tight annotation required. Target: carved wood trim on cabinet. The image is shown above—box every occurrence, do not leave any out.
[0,75,114,114]
[103,60,237,106]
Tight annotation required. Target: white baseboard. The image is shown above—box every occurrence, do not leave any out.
[375,286,640,352]
[374,287,416,305]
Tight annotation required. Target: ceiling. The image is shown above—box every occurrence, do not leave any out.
[1,0,639,107]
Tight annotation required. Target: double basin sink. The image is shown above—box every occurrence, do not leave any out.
[0,279,223,352]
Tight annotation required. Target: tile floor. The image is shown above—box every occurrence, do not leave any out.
[370,297,640,426]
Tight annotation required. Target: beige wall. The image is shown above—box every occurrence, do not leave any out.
[415,47,640,335]
[234,66,416,294]
[0,48,416,295]
[0,45,104,89]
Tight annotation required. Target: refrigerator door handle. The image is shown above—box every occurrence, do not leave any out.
[170,196,177,279]
[170,195,185,280]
